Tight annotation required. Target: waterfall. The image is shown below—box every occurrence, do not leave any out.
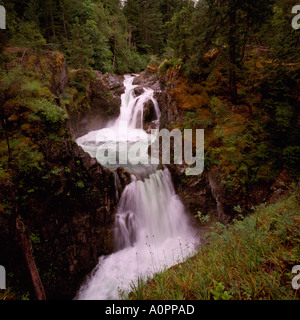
[75,75,199,300]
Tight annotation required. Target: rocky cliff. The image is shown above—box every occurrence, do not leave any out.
[0,49,130,300]
[67,71,125,139]
[133,67,294,224]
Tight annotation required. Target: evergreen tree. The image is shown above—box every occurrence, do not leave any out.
[187,0,274,103]
[160,0,185,41]
[124,0,165,54]
[266,0,300,62]
[167,1,194,59]
[67,17,94,71]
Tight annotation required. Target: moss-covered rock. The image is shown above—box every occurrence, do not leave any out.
[66,70,124,139]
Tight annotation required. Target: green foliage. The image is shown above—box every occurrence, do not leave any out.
[11,21,46,53]
[195,211,211,226]
[75,181,85,189]
[84,19,113,73]
[167,3,194,60]
[158,58,182,75]
[30,232,41,245]
[29,98,68,130]
[148,55,161,68]
[9,136,44,176]
[257,64,299,179]
[124,0,165,55]
[210,281,232,300]
[266,0,300,62]
[209,97,229,118]
[67,17,94,70]
[0,287,30,301]
[129,189,300,300]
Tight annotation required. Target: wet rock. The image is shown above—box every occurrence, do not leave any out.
[89,75,123,118]
[133,67,158,88]
[134,86,144,97]
[106,73,124,92]
[143,100,156,125]
[68,72,125,139]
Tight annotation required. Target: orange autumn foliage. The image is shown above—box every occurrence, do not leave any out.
[171,80,210,111]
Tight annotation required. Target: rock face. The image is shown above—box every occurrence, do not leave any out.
[0,50,131,300]
[47,51,69,98]
[133,86,144,97]
[68,71,125,139]
[149,69,293,224]
[2,139,131,300]
[1,135,131,300]
[132,67,160,89]
[143,99,157,131]
[167,166,235,224]
[33,69,128,299]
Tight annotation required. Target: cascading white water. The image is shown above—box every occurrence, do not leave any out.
[75,75,199,300]
[112,75,160,130]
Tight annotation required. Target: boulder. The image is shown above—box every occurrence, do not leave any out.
[143,99,156,130]
[134,86,144,97]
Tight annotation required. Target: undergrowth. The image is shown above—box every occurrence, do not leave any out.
[128,185,300,300]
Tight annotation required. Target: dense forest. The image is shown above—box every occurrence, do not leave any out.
[0,0,299,301]
[1,0,299,183]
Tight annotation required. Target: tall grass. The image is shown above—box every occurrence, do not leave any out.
[129,186,300,300]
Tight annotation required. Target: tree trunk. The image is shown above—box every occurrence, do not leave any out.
[16,216,47,300]
[50,6,56,38]
[62,12,68,39]
[112,27,117,72]
[0,116,11,163]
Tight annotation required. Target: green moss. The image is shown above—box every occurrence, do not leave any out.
[9,135,44,176]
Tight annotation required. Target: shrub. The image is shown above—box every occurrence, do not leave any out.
[10,136,44,176]
[148,55,161,68]
[128,189,300,300]
[29,98,68,130]
[158,58,182,76]
[127,51,149,73]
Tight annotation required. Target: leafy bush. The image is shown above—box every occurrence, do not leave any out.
[10,136,44,176]
[29,98,68,130]
[148,55,161,68]
[158,58,182,76]
[209,97,229,117]
[195,211,211,225]
[127,51,149,72]
[11,21,46,53]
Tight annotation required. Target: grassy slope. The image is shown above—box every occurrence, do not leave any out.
[129,186,300,300]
